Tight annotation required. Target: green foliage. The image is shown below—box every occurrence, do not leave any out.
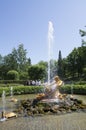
[0,86,44,97]
[0,28,86,81]
[79,29,86,37]
[0,54,3,64]
[66,45,86,79]
[74,81,86,85]
[57,50,63,78]
[0,44,31,80]
[60,84,86,95]
[0,80,26,85]
[7,70,19,80]
[0,83,86,97]
[19,72,28,80]
[28,64,46,80]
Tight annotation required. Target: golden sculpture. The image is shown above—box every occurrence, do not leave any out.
[36,75,64,100]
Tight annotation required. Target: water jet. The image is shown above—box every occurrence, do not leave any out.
[0,91,7,122]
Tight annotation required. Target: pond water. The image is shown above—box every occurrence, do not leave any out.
[0,94,86,130]
[0,94,36,113]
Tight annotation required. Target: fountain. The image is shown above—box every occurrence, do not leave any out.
[10,86,17,102]
[1,21,86,118]
[37,21,61,101]
[18,21,85,115]
[0,88,17,121]
[10,86,13,98]
[3,86,18,119]
[0,91,7,122]
[48,21,54,84]
[16,77,86,116]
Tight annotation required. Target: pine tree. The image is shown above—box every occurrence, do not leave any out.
[57,50,63,78]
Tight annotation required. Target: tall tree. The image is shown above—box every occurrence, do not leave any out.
[0,54,4,79]
[79,28,86,46]
[79,29,86,37]
[57,50,63,78]
[79,27,86,78]
[17,44,27,72]
[67,48,78,78]
[0,54,3,64]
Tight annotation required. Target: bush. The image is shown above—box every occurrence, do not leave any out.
[60,84,86,95]
[74,81,86,85]
[0,85,44,97]
[7,70,19,80]
[19,72,28,80]
[0,80,26,85]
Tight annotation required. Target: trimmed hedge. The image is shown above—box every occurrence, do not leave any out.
[0,80,26,85]
[0,83,24,87]
[0,84,86,97]
[60,84,86,95]
[74,81,86,85]
[0,86,44,97]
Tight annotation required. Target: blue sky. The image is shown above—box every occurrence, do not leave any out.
[0,0,86,64]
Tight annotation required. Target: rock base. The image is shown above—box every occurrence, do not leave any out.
[15,95,86,116]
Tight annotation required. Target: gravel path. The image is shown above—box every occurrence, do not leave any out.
[0,112,86,130]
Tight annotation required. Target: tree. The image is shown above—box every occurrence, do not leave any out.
[28,64,46,80]
[79,29,86,37]
[38,61,48,80]
[0,54,4,79]
[57,50,63,78]
[61,58,68,78]
[67,48,78,78]
[0,44,31,79]
[7,70,19,80]
[0,54,3,64]
[4,53,17,71]
[79,28,86,46]
[19,71,28,80]
[17,44,28,72]
[79,27,86,78]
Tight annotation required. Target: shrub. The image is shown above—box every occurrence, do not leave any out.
[0,85,44,97]
[60,84,86,95]
[19,72,28,80]
[7,70,19,80]
[0,80,26,85]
